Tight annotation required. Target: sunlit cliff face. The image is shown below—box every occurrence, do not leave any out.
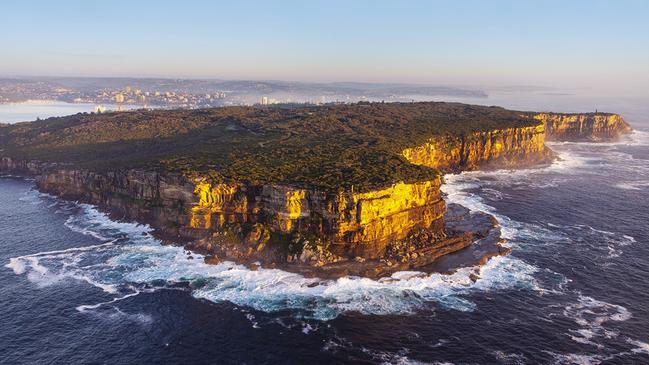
[187,123,556,252]
[401,124,548,170]
[188,178,446,255]
[334,180,444,242]
[271,189,307,232]
[190,182,249,230]
[533,113,632,141]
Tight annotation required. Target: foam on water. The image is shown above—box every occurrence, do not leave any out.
[443,170,570,246]
[7,196,541,321]
[614,180,649,190]
[627,338,649,355]
[6,130,647,324]
[562,295,632,349]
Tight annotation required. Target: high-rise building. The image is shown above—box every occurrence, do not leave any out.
[261,96,269,105]
[115,93,125,103]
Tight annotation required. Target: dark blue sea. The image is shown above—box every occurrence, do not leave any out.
[2,94,649,364]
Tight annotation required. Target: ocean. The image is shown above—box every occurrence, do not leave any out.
[1,92,649,364]
[0,100,138,124]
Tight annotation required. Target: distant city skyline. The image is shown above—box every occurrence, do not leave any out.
[2,0,648,96]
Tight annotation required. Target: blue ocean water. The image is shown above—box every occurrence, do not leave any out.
[2,94,649,364]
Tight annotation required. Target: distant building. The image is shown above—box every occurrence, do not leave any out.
[94,105,106,113]
[261,96,269,105]
[114,93,125,103]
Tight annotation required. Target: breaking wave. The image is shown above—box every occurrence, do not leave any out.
[563,295,632,348]
[6,191,540,321]
[6,129,646,323]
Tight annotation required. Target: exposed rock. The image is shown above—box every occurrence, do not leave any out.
[402,124,555,171]
[0,110,633,279]
[534,112,632,141]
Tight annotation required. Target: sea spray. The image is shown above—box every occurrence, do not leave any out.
[8,193,542,321]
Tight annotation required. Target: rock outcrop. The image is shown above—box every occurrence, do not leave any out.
[2,123,548,277]
[29,166,451,263]
[401,124,554,171]
[534,113,632,141]
[1,107,633,278]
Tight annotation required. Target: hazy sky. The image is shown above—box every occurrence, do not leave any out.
[2,0,648,95]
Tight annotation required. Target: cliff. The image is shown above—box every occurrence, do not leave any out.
[0,102,632,278]
[26,163,454,273]
[401,124,553,171]
[533,112,632,141]
[1,124,543,277]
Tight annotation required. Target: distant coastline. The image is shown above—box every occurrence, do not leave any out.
[0,99,138,124]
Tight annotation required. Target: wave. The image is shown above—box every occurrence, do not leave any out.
[614,180,649,191]
[8,133,642,322]
[6,196,542,321]
[627,338,649,355]
[563,295,632,348]
[546,130,649,148]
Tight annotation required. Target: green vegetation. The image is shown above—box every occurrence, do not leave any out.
[0,102,540,192]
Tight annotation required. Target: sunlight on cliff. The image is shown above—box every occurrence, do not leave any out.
[187,178,447,247]
[336,180,445,245]
[534,113,632,141]
[276,190,306,232]
[401,125,547,170]
[190,182,245,230]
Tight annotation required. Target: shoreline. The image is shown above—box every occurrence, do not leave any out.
[0,105,633,280]
[0,125,633,282]
[0,172,509,281]
[0,99,142,125]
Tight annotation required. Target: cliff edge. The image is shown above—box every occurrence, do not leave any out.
[0,102,631,278]
[534,112,632,141]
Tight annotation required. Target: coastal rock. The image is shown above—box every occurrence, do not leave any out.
[534,112,632,141]
[0,107,634,279]
[401,124,554,171]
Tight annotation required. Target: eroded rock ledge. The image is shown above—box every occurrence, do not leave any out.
[0,105,633,278]
[534,112,632,141]
[0,124,551,278]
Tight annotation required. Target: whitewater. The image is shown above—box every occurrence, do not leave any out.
[2,130,649,364]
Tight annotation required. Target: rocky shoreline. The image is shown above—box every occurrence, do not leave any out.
[0,108,633,279]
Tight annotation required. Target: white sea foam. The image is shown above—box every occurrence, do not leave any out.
[76,288,146,312]
[614,180,649,191]
[563,295,632,349]
[360,346,440,365]
[545,223,637,259]
[546,130,649,149]
[546,352,608,365]
[492,351,528,365]
[627,338,649,355]
[7,198,543,321]
[443,171,567,246]
[16,138,630,320]
[6,257,27,274]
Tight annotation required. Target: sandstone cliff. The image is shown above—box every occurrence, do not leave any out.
[401,124,554,171]
[1,105,632,278]
[2,123,548,276]
[28,166,450,263]
[534,113,632,141]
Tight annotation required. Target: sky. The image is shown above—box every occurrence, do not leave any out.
[1,0,648,95]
